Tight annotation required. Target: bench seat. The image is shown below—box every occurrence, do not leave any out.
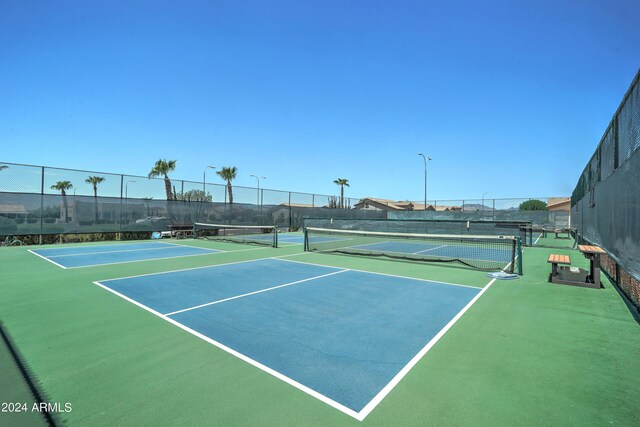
[548,254,571,278]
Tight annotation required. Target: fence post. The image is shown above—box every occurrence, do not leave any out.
[39,166,44,244]
[119,175,124,240]
[288,192,292,230]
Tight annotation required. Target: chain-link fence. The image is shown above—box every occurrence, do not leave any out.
[0,162,571,247]
[0,162,384,238]
[571,69,640,310]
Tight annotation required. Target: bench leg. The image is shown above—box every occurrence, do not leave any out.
[592,255,601,287]
[551,263,558,276]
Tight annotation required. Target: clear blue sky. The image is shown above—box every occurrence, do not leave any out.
[1,0,638,202]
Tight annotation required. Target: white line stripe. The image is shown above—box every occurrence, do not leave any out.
[47,245,208,258]
[35,241,180,253]
[92,280,362,420]
[28,249,68,269]
[60,250,223,269]
[31,241,277,270]
[412,244,448,254]
[165,269,349,316]
[97,251,294,282]
[357,277,496,420]
[533,233,542,245]
[274,256,482,290]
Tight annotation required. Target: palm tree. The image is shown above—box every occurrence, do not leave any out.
[217,166,237,204]
[333,178,350,209]
[50,181,73,223]
[148,159,177,201]
[85,176,105,223]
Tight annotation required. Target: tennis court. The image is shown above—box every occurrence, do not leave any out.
[95,257,481,419]
[29,241,221,268]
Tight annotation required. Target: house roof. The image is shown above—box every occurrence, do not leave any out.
[354,197,462,211]
[0,204,28,214]
[547,197,571,211]
[355,197,405,210]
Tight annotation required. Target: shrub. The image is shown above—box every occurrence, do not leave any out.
[519,199,548,211]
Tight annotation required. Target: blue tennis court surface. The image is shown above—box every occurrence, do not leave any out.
[30,242,221,268]
[96,258,482,417]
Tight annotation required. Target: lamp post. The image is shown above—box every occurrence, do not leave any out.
[418,153,432,210]
[250,175,266,208]
[125,180,136,199]
[482,192,489,212]
[203,165,216,193]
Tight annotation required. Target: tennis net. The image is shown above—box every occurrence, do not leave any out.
[193,223,278,247]
[304,227,522,274]
[303,218,534,245]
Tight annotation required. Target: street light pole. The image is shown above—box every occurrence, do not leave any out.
[203,166,216,193]
[250,175,266,208]
[418,153,432,210]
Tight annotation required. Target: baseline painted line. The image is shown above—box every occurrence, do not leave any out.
[46,245,212,258]
[164,269,349,316]
[27,249,68,269]
[92,280,362,420]
[32,241,177,256]
[32,240,277,270]
[54,250,223,269]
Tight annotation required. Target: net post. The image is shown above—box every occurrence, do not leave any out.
[303,227,308,251]
[273,226,278,248]
[516,237,523,275]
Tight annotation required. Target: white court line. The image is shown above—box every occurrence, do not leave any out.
[165,269,349,316]
[46,245,209,258]
[53,249,223,269]
[275,255,482,290]
[96,250,309,282]
[27,249,68,269]
[92,280,362,420]
[34,241,183,253]
[413,244,447,254]
[39,242,278,270]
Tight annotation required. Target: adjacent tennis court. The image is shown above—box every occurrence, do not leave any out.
[28,241,221,268]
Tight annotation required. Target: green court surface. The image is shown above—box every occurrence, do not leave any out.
[1,237,639,426]
[532,233,577,249]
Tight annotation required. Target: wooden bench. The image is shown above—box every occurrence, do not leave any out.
[548,254,571,278]
[578,245,606,288]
